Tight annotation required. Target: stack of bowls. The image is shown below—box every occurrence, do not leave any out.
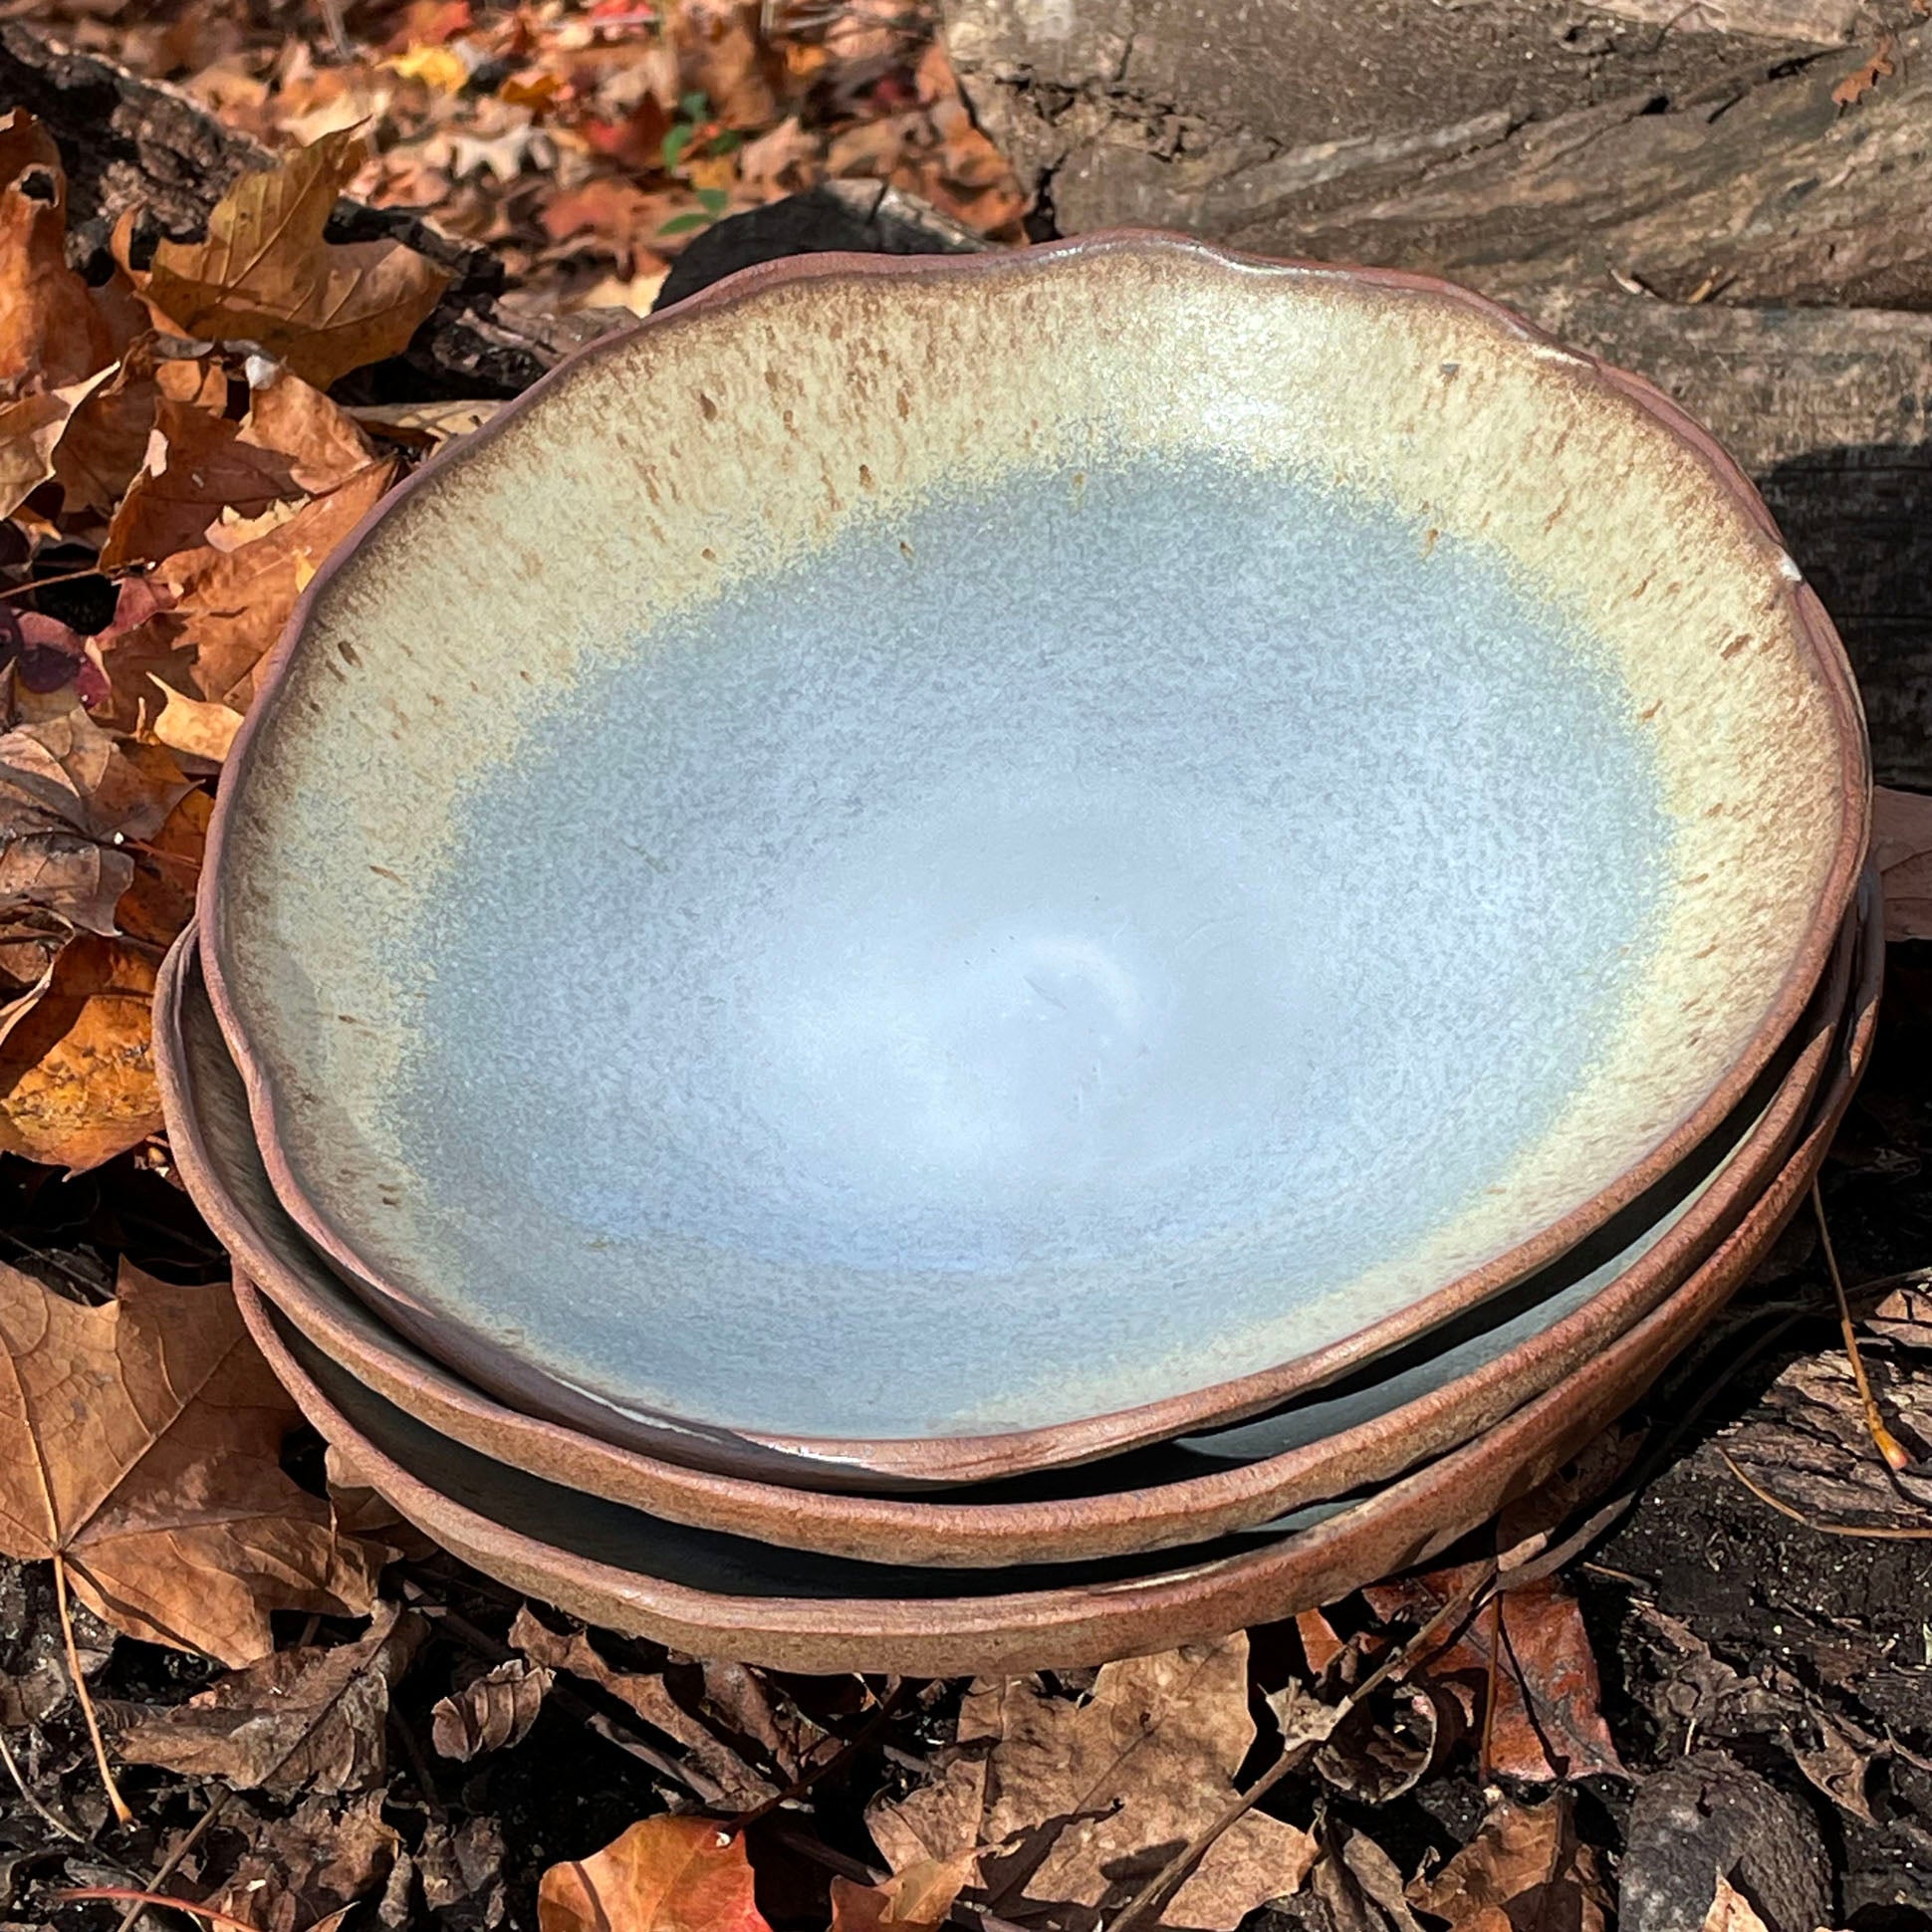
[158,233,1875,1675]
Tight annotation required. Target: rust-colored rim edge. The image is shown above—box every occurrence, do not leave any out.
[202,230,1871,1487]
[162,897,1852,1566]
[226,868,1880,1674]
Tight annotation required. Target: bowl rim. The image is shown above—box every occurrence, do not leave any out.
[224,865,1882,1675]
[199,229,1873,1484]
[161,896,1853,1563]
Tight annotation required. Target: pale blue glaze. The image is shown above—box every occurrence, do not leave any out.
[390,455,1668,1439]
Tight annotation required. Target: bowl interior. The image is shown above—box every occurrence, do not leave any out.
[207,239,1856,1450]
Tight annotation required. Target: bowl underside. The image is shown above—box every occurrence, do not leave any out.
[203,236,1864,1463]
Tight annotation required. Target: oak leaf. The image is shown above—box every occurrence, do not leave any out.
[868,1634,1316,1932]
[113,1601,422,1794]
[831,1855,977,1932]
[538,1814,772,1932]
[0,1261,380,1663]
[0,113,120,390]
[1873,785,1932,943]
[145,130,452,388]
[1405,1793,1609,1932]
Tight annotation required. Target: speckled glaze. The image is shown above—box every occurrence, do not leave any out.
[157,904,1849,1563]
[223,870,1881,1673]
[203,232,1868,1483]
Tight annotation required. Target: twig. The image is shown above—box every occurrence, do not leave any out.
[53,1890,262,1932]
[1107,1565,1494,1932]
[727,1678,908,1831]
[0,1725,85,1844]
[54,1553,130,1826]
[1719,1448,1932,1539]
[117,1790,231,1932]
[1814,1182,1911,1471]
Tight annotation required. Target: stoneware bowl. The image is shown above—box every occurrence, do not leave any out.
[226,863,1881,1673]
[202,232,1869,1486]
[159,901,1852,1564]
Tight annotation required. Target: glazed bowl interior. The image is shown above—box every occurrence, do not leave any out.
[205,235,1861,1456]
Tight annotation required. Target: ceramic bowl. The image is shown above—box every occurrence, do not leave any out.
[202,232,1868,1484]
[159,898,1852,1563]
[227,862,1880,1673]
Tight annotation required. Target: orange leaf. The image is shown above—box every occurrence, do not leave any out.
[0,113,121,390]
[145,130,452,388]
[1831,34,1896,108]
[0,1260,380,1659]
[538,1815,772,1932]
[831,1855,977,1932]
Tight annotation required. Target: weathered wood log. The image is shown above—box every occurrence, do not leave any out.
[0,21,617,397]
[946,1,1932,309]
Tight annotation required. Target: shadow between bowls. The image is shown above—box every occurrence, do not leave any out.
[221,873,1877,1670]
[199,233,1873,1488]
[159,898,1855,1567]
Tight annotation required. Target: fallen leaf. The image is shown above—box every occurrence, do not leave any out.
[114,1601,422,1793]
[0,604,100,699]
[202,1789,401,1932]
[417,1813,509,1923]
[538,1814,772,1932]
[736,117,822,197]
[0,367,114,518]
[831,1854,978,1932]
[1831,33,1896,108]
[1872,786,1932,942]
[1406,1793,1609,1932]
[1304,1824,1425,1932]
[512,1607,777,1809]
[0,934,163,1169]
[1866,1285,1932,1350]
[347,396,501,447]
[0,1261,380,1663]
[115,786,211,949]
[148,680,244,764]
[674,0,780,127]
[145,130,452,388]
[432,1655,553,1761]
[0,113,120,389]
[101,364,382,572]
[52,341,227,522]
[1699,1878,1771,1932]
[869,1634,1316,1932]
[1361,1570,1624,1783]
[322,1440,437,1560]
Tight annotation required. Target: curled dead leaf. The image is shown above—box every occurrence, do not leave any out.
[0,112,121,389]
[431,1655,554,1761]
[0,1261,380,1663]
[114,1601,423,1795]
[538,1814,772,1932]
[1406,1792,1609,1932]
[144,129,452,387]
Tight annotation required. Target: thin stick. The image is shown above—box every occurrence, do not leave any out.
[117,1791,232,1932]
[1477,1592,1503,1779]
[1814,1182,1911,1471]
[1719,1448,1932,1539]
[54,1889,263,1932]
[0,1725,84,1844]
[1108,1565,1493,1932]
[728,1678,907,1831]
[54,1553,131,1825]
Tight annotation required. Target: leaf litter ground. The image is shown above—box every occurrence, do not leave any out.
[0,1,1929,1926]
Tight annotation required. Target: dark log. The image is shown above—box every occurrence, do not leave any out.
[0,21,621,398]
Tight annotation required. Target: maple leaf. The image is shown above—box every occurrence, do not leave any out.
[144,130,452,389]
[0,1261,380,1663]
[0,113,120,391]
[831,1855,978,1932]
[1873,785,1932,943]
[1405,1793,1609,1932]
[869,1635,1316,1932]
[113,1600,423,1794]
[538,1814,772,1932]
[1362,1569,1623,1783]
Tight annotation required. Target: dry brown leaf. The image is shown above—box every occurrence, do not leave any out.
[0,367,114,518]
[0,934,164,1169]
[0,113,120,390]
[1305,1825,1426,1932]
[869,1634,1316,1932]
[538,1814,773,1932]
[511,1606,777,1809]
[1406,1793,1609,1932]
[101,365,381,572]
[1699,1876,1771,1931]
[831,1855,978,1932]
[1362,1570,1624,1783]
[145,129,452,388]
[114,786,211,949]
[114,1601,422,1794]
[674,0,781,128]
[149,680,244,765]
[52,340,228,522]
[1831,33,1896,107]
[1872,786,1932,943]
[0,1261,380,1663]
[431,1655,553,1761]
[201,1789,401,1932]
